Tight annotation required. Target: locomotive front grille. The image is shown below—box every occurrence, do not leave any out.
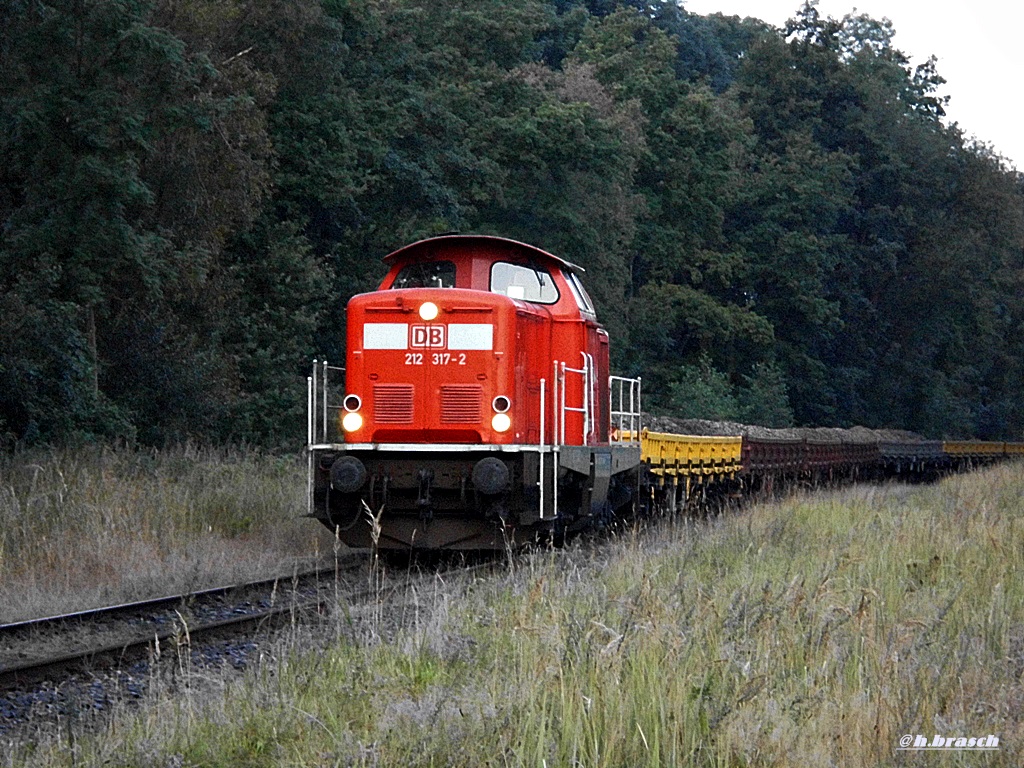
[374,384,415,423]
[440,384,482,423]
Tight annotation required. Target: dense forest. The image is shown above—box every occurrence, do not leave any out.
[2,0,1022,447]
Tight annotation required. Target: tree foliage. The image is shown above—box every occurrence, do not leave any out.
[1,0,1021,445]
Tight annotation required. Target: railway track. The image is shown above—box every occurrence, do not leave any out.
[1,567,334,691]
[0,557,500,697]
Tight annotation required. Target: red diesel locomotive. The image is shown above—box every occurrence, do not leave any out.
[307,235,643,549]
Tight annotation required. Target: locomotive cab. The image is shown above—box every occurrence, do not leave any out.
[308,235,641,550]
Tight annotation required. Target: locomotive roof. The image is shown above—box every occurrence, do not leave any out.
[382,234,586,274]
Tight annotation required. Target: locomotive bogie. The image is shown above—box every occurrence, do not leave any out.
[314,448,527,549]
[311,442,642,549]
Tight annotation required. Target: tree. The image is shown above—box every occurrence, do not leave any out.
[737,361,794,427]
[0,0,279,444]
[729,1,1024,436]
[666,356,739,421]
[2,0,1020,445]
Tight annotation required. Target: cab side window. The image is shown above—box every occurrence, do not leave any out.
[490,262,559,304]
[392,260,456,288]
[565,271,595,314]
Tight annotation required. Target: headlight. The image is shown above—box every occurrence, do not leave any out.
[342,412,363,432]
[419,301,439,321]
[491,413,511,433]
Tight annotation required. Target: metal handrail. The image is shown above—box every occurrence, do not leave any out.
[609,374,641,443]
[308,359,345,447]
[558,353,593,445]
[539,377,547,520]
[307,359,345,516]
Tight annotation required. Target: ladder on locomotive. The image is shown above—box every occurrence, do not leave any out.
[538,355,641,521]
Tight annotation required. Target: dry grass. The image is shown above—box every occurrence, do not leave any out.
[6,462,1024,766]
[0,445,334,622]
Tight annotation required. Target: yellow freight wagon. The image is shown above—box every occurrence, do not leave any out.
[636,429,743,479]
[942,441,1006,459]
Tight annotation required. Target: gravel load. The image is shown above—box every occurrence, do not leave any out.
[645,415,926,444]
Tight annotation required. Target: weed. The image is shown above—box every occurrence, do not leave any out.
[6,463,1023,766]
[0,445,333,622]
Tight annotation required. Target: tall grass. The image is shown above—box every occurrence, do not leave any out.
[8,463,1024,766]
[0,445,332,622]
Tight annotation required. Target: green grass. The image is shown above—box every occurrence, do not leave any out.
[7,463,1024,766]
[0,444,333,622]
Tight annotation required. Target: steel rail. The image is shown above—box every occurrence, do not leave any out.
[1,594,319,690]
[0,564,362,691]
[0,559,501,692]
[0,566,336,636]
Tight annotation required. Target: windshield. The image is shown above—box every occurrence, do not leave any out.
[490,262,559,304]
[391,260,456,289]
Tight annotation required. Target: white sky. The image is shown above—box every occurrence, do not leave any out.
[682,0,1024,171]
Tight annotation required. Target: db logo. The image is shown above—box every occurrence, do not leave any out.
[410,325,446,348]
